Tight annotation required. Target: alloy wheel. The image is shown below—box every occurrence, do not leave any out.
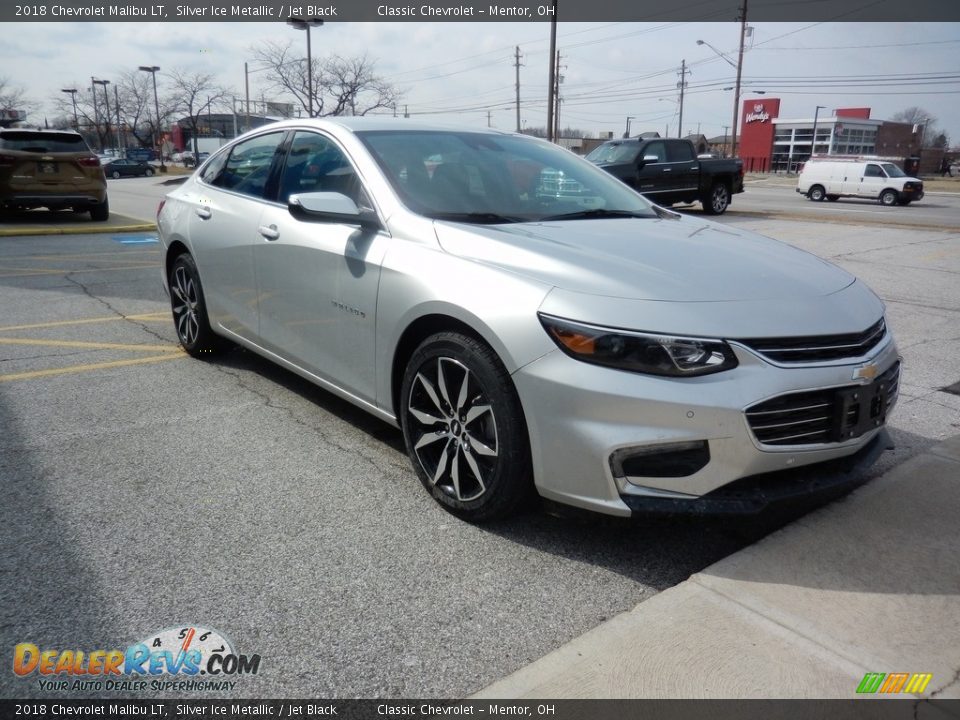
[171,264,200,346]
[407,356,499,503]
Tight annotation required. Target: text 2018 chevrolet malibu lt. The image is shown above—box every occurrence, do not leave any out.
[157,118,899,521]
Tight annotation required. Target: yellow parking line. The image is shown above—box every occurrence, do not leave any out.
[0,312,169,333]
[0,352,185,383]
[0,337,180,352]
[0,264,157,278]
[15,250,157,260]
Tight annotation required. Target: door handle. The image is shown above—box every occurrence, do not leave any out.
[195,207,212,220]
[662,168,672,172]
[258,224,280,241]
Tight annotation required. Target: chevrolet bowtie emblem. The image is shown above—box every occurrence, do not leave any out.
[853,363,879,382]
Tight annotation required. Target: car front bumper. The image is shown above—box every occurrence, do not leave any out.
[512,334,900,517]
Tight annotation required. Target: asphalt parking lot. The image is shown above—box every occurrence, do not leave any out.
[1,211,958,699]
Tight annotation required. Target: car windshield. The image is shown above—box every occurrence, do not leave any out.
[0,132,88,153]
[357,130,656,223]
[880,163,907,178]
[584,142,641,164]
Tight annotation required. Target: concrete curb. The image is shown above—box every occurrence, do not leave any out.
[0,216,156,237]
[725,209,959,233]
[473,435,960,699]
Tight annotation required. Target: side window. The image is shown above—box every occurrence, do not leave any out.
[199,149,229,184]
[667,142,694,162]
[278,131,369,208]
[209,131,285,200]
[864,164,883,178]
[643,142,666,163]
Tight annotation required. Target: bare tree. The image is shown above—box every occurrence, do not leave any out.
[0,76,34,123]
[250,41,400,117]
[890,107,947,148]
[164,69,234,155]
[50,84,108,149]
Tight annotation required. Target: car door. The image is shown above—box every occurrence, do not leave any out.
[633,141,671,200]
[854,163,886,199]
[254,129,388,405]
[665,140,699,200]
[186,129,287,342]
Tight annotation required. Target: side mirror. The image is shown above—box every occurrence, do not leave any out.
[642,155,660,163]
[289,192,380,230]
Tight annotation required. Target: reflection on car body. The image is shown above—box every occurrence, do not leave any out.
[157,118,900,522]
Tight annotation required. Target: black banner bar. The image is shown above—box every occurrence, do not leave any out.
[2,699,959,720]
[2,0,959,22]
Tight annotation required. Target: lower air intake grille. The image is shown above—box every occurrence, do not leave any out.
[745,362,900,446]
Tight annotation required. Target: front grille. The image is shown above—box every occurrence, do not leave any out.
[737,318,886,363]
[745,362,900,446]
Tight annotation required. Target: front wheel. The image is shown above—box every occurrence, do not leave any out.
[169,254,225,358]
[400,332,533,522]
[879,189,899,206]
[808,185,826,202]
[701,182,731,215]
[111,171,121,179]
[145,168,155,177]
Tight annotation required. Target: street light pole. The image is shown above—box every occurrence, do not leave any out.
[731,0,748,158]
[90,77,102,151]
[810,105,826,161]
[61,89,79,131]
[92,79,111,153]
[624,116,634,138]
[287,17,324,118]
[138,65,165,171]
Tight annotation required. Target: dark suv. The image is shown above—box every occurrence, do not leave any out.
[0,129,109,220]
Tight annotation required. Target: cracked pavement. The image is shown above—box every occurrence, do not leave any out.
[1,217,958,700]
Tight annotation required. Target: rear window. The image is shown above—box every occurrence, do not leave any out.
[0,132,90,153]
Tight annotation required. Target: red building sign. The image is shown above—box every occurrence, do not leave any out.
[739,97,780,172]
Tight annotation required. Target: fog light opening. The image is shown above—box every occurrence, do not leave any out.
[611,440,710,480]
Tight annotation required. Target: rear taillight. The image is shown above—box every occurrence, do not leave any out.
[78,156,101,167]
[157,199,166,219]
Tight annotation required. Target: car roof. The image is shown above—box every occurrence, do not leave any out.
[0,127,83,136]
[258,116,517,137]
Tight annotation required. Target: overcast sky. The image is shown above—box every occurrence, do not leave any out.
[4,21,959,143]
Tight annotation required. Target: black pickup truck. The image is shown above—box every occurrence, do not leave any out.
[585,137,744,215]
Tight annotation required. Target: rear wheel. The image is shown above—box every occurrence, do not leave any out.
[111,170,121,179]
[400,332,533,522]
[879,189,899,206]
[169,254,225,358]
[90,199,109,221]
[808,185,826,202]
[701,182,731,215]
[145,168,155,177]
[897,199,911,206]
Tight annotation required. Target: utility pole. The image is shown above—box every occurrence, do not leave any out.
[514,46,523,133]
[722,126,729,157]
[554,50,565,142]
[546,0,557,142]
[114,84,123,152]
[90,78,101,152]
[731,0,748,158]
[677,59,689,139]
[487,110,492,127]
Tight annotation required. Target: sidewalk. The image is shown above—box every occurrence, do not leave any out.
[474,435,960,700]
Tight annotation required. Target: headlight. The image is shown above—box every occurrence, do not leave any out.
[538,313,738,377]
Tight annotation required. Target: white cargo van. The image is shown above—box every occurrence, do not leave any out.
[797,158,924,206]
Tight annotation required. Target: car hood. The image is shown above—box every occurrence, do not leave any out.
[434,215,854,302]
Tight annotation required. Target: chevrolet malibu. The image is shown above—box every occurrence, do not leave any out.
[157,118,900,522]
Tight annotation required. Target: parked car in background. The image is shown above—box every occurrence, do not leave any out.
[103,158,156,178]
[157,118,899,522]
[184,152,210,168]
[0,128,109,220]
[585,137,744,214]
[797,158,924,206]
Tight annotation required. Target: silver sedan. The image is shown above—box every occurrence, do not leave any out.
[157,118,900,521]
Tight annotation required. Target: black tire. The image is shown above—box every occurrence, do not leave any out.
[808,185,826,202]
[879,189,898,206]
[400,332,533,522]
[826,195,839,202]
[111,170,121,179]
[168,253,225,359]
[897,199,911,206]
[145,168,155,177]
[701,182,731,215]
[90,199,109,221]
